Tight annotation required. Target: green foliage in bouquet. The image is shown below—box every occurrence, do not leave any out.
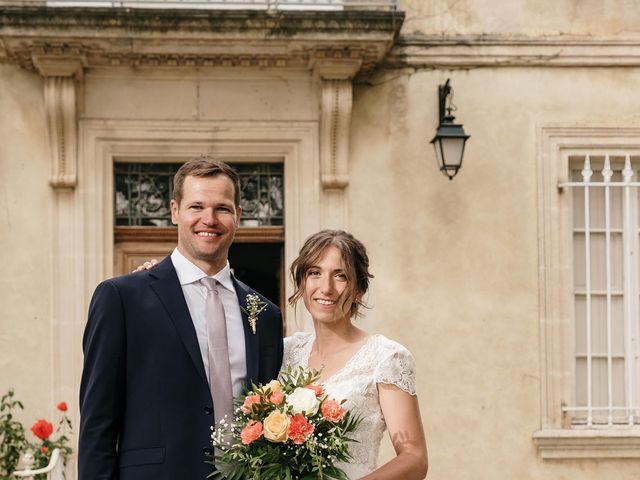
[0,390,73,480]
[209,367,362,480]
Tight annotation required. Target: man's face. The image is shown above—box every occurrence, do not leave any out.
[170,175,241,275]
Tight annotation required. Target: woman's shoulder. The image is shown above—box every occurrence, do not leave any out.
[369,334,417,395]
[369,334,414,358]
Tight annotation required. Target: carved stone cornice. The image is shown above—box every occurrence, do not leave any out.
[0,7,404,77]
[387,34,640,69]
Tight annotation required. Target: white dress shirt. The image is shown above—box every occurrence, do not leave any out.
[171,248,247,396]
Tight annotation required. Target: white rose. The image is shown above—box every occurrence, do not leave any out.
[286,387,320,415]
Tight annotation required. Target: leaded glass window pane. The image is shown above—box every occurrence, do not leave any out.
[114,162,284,227]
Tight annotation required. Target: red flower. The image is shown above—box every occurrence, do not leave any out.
[31,419,53,440]
[321,399,345,423]
[240,420,263,445]
[287,414,314,445]
[40,446,49,453]
[56,401,68,412]
[306,383,324,398]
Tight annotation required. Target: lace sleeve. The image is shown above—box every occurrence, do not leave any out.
[373,342,417,395]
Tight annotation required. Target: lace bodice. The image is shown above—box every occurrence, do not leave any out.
[282,332,416,479]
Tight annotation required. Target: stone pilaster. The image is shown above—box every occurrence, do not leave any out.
[313,59,361,229]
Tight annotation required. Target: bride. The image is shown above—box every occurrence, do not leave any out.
[135,229,428,479]
[284,230,428,479]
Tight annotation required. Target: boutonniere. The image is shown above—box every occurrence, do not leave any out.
[242,294,267,335]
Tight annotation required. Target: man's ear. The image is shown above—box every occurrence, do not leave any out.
[170,199,179,225]
[235,205,243,227]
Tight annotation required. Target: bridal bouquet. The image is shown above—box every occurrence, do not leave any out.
[208,367,361,480]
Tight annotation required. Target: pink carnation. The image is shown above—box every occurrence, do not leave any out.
[240,420,263,445]
[321,399,345,423]
[287,414,314,445]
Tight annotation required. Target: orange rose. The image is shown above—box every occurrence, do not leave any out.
[321,399,345,423]
[307,383,325,398]
[263,410,290,443]
[270,391,285,405]
[241,394,261,413]
[40,446,49,453]
[288,414,314,445]
[240,420,263,445]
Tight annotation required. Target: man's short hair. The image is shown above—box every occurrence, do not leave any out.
[173,155,241,206]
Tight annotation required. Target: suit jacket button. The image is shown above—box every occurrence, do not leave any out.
[202,447,213,455]
[204,406,213,415]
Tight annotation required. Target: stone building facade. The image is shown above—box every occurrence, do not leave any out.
[1,1,640,478]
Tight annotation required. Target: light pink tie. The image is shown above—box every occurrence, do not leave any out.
[201,277,234,426]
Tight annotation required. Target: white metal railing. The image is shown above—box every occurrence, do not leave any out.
[45,0,398,10]
[559,154,640,428]
[13,448,64,480]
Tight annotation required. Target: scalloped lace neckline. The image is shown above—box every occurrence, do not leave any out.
[301,333,378,384]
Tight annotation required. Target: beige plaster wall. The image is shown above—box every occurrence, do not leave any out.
[400,0,640,36]
[349,67,640,478]
[83,68,317,121]
[0,64,57,425]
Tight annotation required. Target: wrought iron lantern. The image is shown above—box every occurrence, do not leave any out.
[430,79,470,180]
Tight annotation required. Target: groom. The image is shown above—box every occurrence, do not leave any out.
[79,156,283,480]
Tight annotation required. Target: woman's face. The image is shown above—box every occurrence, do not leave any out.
[302,246,353,324]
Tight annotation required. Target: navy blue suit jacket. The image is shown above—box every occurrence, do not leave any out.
[78,257,283,480]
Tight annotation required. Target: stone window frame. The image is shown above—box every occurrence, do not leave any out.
[534,126,640,459]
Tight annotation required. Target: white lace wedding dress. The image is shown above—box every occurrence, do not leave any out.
[282,332,417,479]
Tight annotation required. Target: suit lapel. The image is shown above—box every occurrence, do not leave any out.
[149,257,208,384]
[233,277,259,386]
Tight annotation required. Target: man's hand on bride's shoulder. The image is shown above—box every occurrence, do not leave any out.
[132,258,159,273]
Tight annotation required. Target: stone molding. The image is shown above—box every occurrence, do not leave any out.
[0,7,403,75]
[533,429,640,459]
[387,34,640,69]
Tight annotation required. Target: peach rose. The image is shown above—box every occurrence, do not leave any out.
[270,390,285,405]
[241,394,261,413]
[263,410,290,443]
[321,399,345,423]
[307,383,325,398]
[240,420,263,445]
[263,380,282,393]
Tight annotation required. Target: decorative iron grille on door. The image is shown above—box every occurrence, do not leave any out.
[114,162,284,228]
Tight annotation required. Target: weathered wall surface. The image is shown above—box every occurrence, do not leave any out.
[350,65,640,478]
[0,63,53,421]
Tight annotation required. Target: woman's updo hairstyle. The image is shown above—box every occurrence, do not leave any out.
[288,230,374,319]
